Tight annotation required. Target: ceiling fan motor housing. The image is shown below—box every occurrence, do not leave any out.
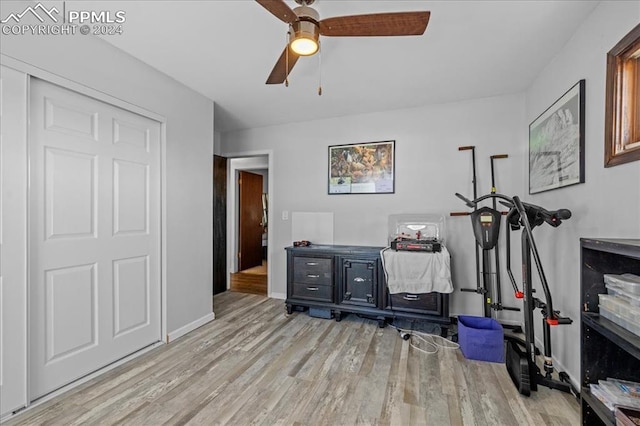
[290,6,320,56]
[292,5,319,22]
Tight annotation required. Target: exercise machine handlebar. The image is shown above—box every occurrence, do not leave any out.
[505,221,525,298]
[454,192,476,208]
[542,208,572,227]
[501,200,572,229]
[511,196,565,324]
[455,192,514,208]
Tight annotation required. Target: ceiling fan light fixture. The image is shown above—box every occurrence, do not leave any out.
[290,20,319,56]
[290,37,318,56]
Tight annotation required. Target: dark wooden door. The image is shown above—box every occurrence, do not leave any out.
[239,171,263,271]
[213,155,227,295]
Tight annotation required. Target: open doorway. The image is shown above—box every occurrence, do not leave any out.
[233,169,267,294]
[227,156,270,296]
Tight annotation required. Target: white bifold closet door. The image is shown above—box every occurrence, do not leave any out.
[29,78,161,399]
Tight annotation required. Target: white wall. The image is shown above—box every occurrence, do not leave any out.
[523,1,640,384]
[0,30,214,333]
[222,93,527,319]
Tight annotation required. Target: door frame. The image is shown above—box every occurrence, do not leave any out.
[0,54,168,409]
[225,151,273,296]
[0,64,29,419]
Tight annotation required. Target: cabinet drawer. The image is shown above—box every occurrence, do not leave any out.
[389,292,442,315]
[291,283,333,302]
[293,257,332,285]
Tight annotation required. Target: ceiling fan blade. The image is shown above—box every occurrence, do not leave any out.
[266,46,300,84]
[255,0,297,24]
[319,11,430,37]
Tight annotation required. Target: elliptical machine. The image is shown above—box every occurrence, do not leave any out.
[456,192,576,397]
[454,148,520,320]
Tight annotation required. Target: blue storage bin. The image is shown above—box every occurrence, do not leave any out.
[458,315,504,363]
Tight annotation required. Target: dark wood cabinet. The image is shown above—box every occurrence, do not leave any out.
[580,238,640,425]
[285,245,450,330]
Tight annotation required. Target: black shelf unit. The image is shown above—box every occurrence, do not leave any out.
[580,238,640,425]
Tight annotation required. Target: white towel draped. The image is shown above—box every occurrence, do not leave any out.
[381,246,453,294]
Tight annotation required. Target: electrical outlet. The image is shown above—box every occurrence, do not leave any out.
[282,210,289,220]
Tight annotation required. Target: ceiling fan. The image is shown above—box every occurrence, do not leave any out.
[256,0,430,85]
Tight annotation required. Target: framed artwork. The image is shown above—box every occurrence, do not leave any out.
[328,140,394,194]
[529,80,585,194]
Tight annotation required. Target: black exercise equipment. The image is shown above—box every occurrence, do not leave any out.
[456,146,483,301]
[455,151,520,319]
[457,191,576,397]
[488,154,515,314]
[503,196,576,397]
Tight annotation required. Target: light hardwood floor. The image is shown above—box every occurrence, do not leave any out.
[230,261,267,296]
[6,291,580,425]
[229,272,267,296]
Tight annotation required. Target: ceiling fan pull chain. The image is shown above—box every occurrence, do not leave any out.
[318,42,322,96]
[285,28,291,87]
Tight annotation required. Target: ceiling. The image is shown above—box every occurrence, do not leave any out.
[95,1,600,133]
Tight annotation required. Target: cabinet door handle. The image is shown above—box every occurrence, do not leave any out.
[354,277,365,282]
[403,294,420,301]
[307,274,320,278]
[306,287,319,291]
[306,262,318,266]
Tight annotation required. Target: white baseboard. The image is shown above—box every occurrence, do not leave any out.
[269,291,286,300]
[167,312,215,343]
